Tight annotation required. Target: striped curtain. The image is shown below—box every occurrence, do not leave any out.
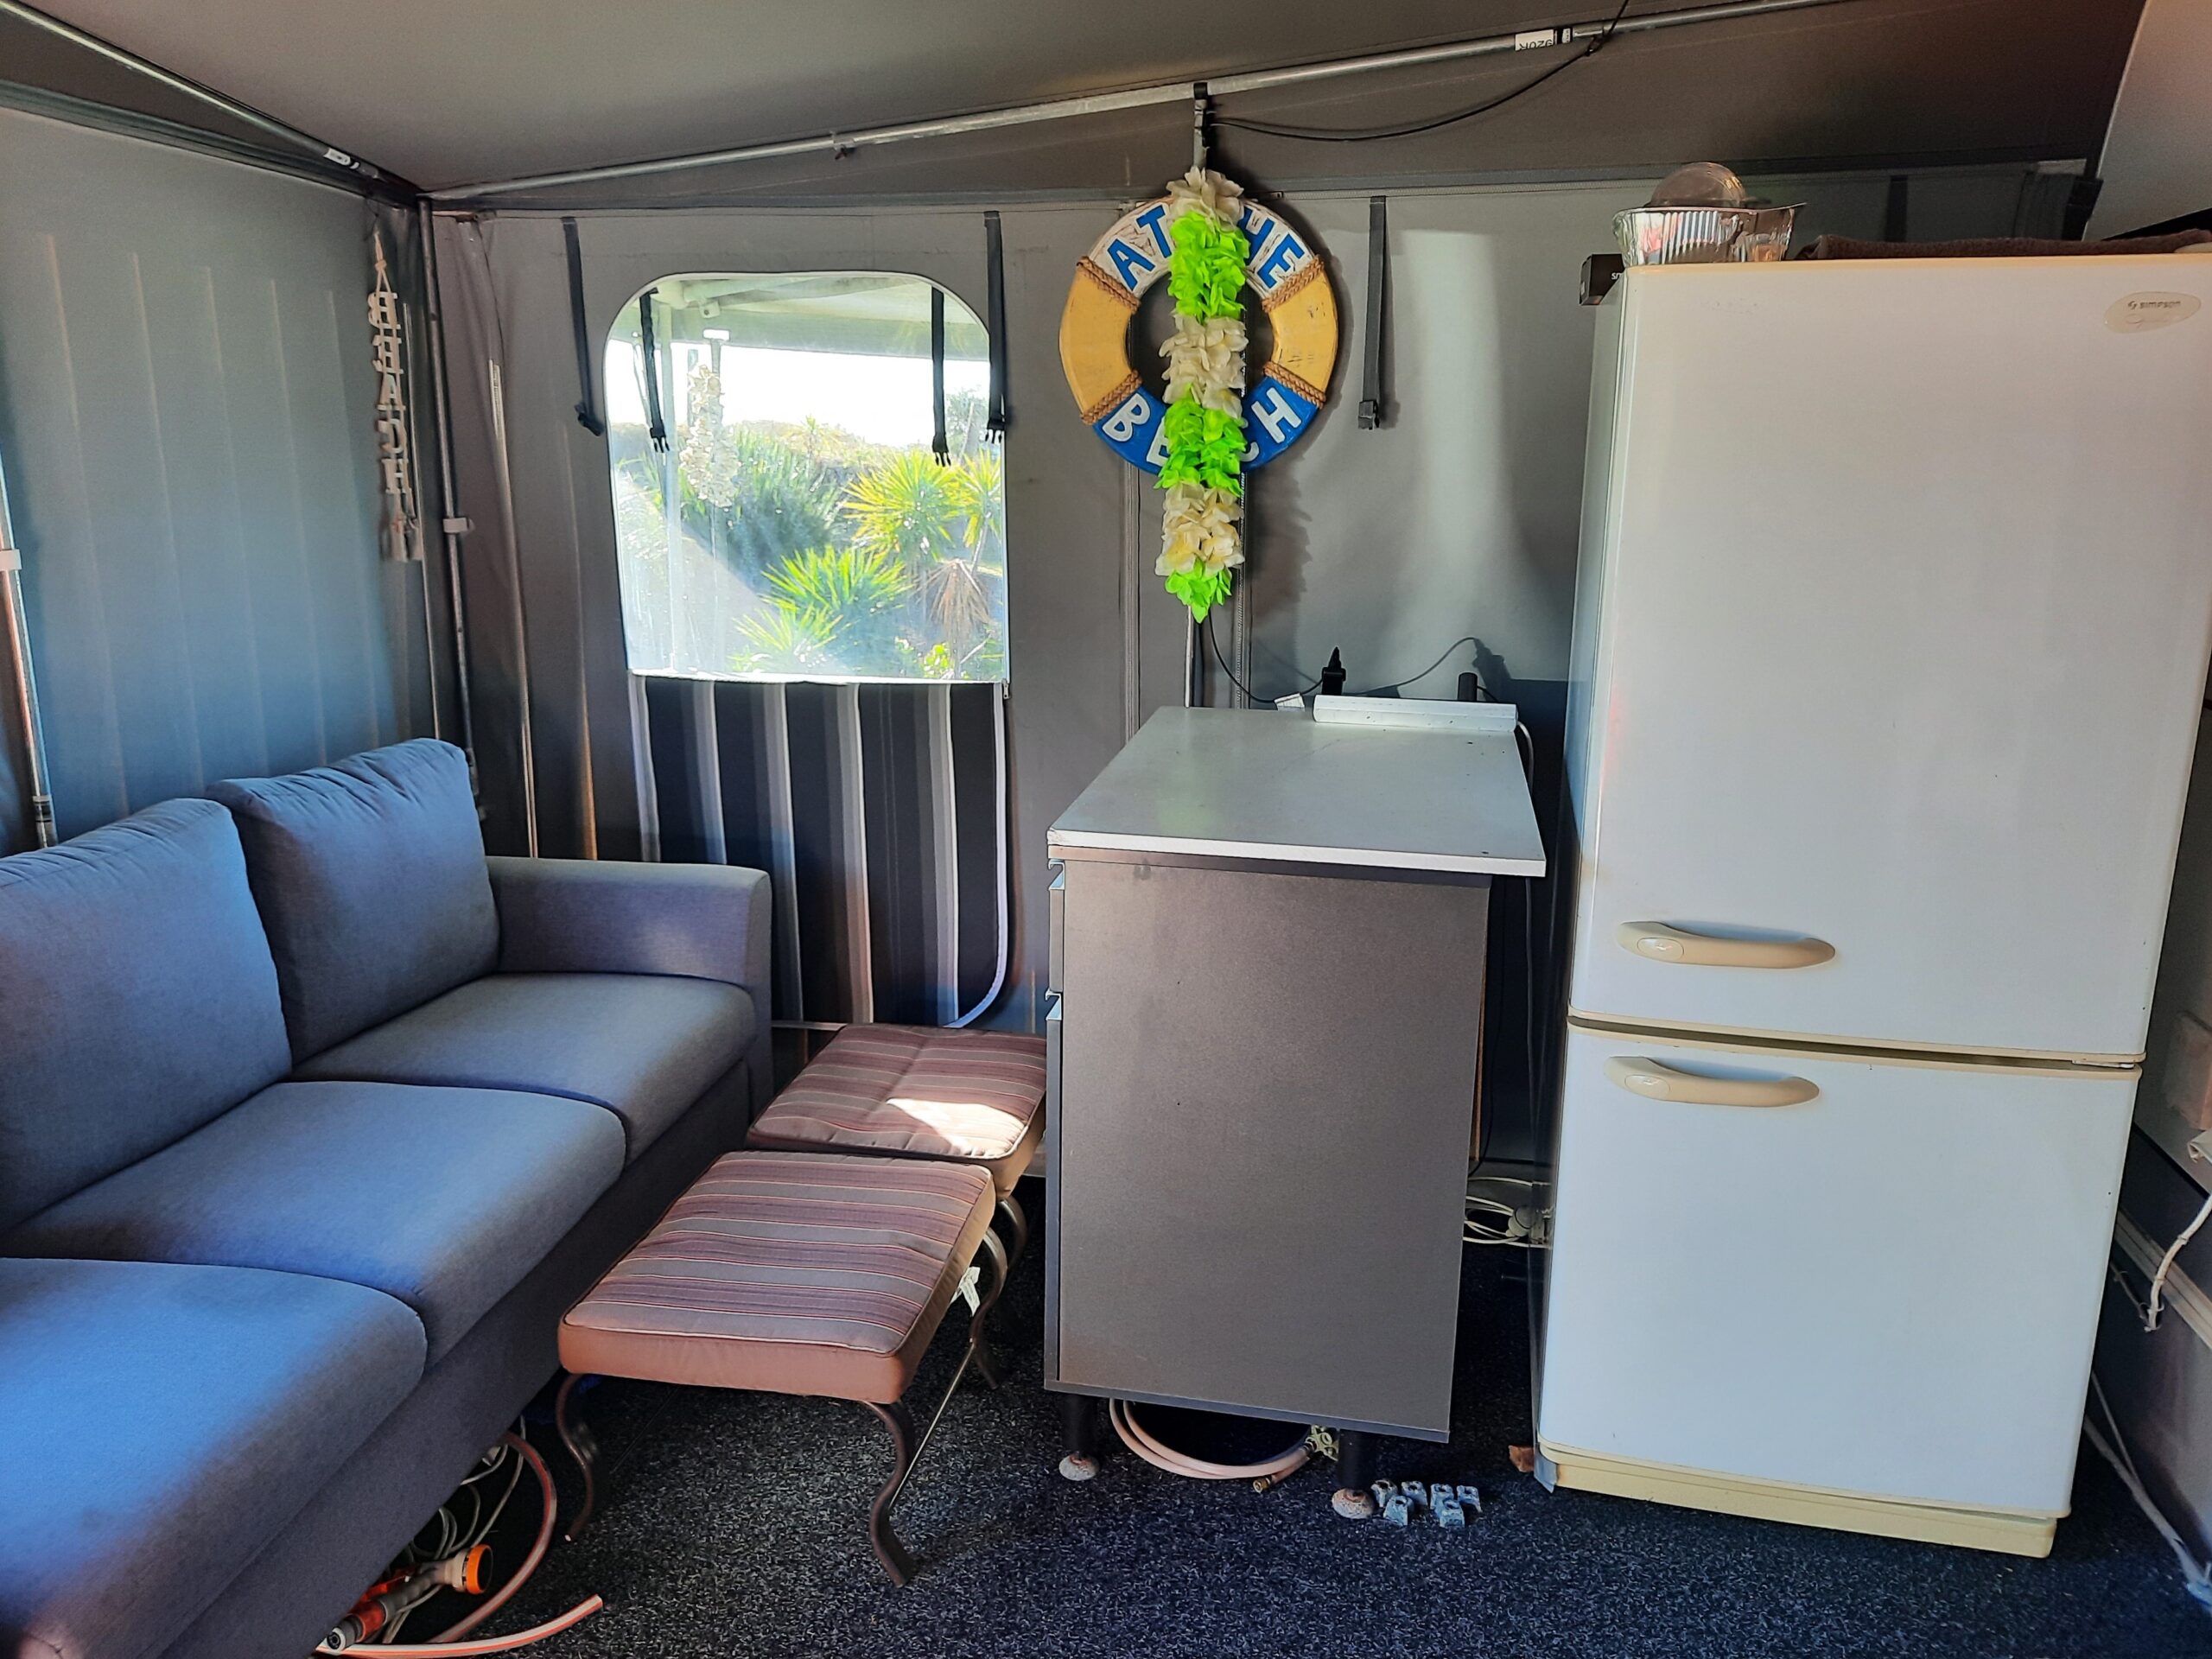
[636,677,1007,1028]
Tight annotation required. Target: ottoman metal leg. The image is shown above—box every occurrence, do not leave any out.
[995,1190,1030,1268]
[969,1228,1010,1391]
[858,1223,1010,1585]
[552,1372,599,1541]
[861,1401,919,1586]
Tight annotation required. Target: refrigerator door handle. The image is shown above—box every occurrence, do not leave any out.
[1616,922,1835,969]
[1603,1055,1819,1108]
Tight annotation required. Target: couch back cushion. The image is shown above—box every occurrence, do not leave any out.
[210,740,498,1061]
[0,798,292,1233]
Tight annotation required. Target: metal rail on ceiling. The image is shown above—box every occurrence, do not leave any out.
[433,0,1858,203]
[0,0,398,188]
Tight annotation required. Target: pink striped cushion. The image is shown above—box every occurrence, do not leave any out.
[747,1026,1046,1176]
[559,1150,994,1403]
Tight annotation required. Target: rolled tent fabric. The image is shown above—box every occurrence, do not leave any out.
[432,213,641,861]
[637,677,1005,1027]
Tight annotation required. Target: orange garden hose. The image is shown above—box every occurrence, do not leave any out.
[317,1433,598,1656]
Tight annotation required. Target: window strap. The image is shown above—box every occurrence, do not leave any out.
[1359,194,1388,430]
[563,219,606,437]
[638,288,669,454]
[984,210,1008,442]
[931,285,950,464]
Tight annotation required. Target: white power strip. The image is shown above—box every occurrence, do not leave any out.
[1312,695,1520,735]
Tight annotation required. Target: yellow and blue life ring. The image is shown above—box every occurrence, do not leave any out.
[1059,195,1338,473]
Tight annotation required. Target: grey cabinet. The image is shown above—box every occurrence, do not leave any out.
[1044,705,1544,1441]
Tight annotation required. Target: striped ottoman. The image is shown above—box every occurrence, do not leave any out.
[747,1024,1048,1262]
[555,1150,1005,1584]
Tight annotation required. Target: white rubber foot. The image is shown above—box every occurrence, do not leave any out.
[1058,1453,1100,1483]
[1332,1488,1376,1521]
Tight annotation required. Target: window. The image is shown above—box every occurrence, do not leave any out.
[605,272,1006,682]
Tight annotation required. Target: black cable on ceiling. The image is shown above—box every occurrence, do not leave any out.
[1214,0,1635,144]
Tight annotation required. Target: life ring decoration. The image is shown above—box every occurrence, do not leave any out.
[1059,168,1338,620]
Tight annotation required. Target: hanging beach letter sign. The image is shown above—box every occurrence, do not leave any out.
[368,232,421,562]
[1060,170,1338,618]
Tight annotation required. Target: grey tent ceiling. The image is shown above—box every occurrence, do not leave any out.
[2,0,2145,196]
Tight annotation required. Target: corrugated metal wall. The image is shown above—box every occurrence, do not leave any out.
[0,106,433,848]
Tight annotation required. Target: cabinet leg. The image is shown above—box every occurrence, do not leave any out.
[1057,1393,1100,1482]
[1332,1428,1379,1519]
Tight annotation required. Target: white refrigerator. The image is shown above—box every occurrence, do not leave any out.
[1535,254,2212,1557]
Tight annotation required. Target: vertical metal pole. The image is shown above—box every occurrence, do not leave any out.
[486,357,541,857]
[0,449,55,848]
[416,204,480,792]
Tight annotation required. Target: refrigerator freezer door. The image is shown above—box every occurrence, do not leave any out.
[1567,259,2212,1060]
[1537,1025,2135,1516]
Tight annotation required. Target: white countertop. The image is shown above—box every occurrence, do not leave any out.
[1048,705,1548,877]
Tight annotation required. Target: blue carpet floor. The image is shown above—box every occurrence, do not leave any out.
[489,1205,2212,1658]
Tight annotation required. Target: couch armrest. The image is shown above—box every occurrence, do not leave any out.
[486,856,772,1105]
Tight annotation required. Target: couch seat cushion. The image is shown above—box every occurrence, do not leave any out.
[211,739,498,1063]
[3,1080,624,1361]
[295,973,756,1162]
[559,1151,996,1404]
[0,798,290,1235]
[0,1257,424,1659]
[747,1025,1047,1194]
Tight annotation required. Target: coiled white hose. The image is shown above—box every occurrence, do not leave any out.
[1106,1398,1311,1482]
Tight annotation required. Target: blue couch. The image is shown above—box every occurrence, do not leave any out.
[0,740,770,1659]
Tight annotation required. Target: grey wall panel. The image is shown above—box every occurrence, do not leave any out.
[435,168,2042,1033]
[0,107,426,844]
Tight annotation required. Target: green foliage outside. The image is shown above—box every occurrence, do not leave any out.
[612,361,1007,681]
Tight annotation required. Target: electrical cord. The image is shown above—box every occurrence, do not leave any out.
[1216,0,1634,143]
[1204,610,1319,704]
[2087,1371,2212,1610]
[2145,1187,2212,1332]
[1465,1174,1549,1247]
[382,1445,511,1643]
[331,1433,594,1656]
[1356,634,1481,696]
[1204,619,1485,706]
[429,1435,558,1643]
[2112,1185,2212,1333]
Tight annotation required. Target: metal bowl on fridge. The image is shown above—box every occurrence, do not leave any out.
[1613,162,1801,266]
[1613,202,1802,266]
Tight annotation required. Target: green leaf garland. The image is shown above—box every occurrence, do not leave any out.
[1155,169,1251,624]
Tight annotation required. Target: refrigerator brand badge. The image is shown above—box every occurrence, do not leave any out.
[2106,291,2201,334]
